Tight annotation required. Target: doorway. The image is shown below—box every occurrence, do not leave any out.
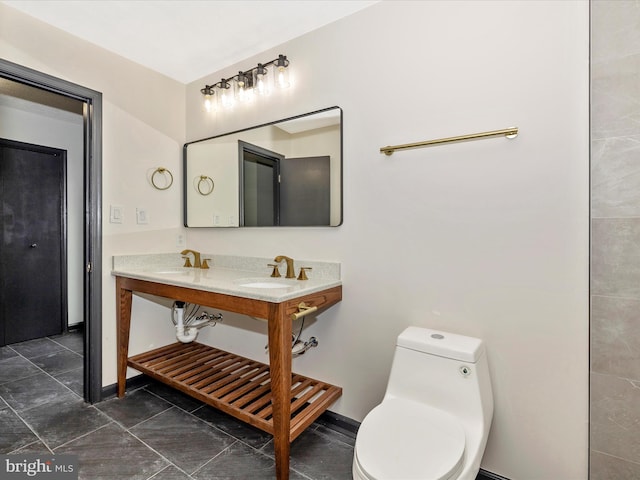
[0,59,102,403]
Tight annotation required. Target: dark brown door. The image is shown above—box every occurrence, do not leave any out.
[0,138,66,346]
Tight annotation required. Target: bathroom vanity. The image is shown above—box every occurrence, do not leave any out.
[113,254,342,480]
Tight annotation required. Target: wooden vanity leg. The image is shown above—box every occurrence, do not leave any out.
[267,303,292,480]
[116,277,133,398]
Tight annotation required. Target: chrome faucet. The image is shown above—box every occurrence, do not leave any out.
[181,249,202,268]
[274,255,295,278]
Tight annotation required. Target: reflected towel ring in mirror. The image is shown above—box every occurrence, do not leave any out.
[196,175,215,196]
[151,167,174,190]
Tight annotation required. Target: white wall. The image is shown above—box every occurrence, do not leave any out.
[0,96,83,326]
[185,2,590,479]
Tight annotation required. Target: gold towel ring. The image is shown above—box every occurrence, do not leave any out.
[197,175,215,195]
[151,167,173,190]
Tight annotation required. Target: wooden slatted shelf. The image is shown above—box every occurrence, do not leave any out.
[128,342,343,441]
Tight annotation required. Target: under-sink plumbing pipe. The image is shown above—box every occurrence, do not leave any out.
[172,301,223,343]
[174,301,198,343]
[292,336,318,356]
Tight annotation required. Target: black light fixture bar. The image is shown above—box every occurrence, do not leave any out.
[200,54,289,97]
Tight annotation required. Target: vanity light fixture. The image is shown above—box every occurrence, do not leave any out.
[254,63,270,96]
[200,54,290,112]
[274,54,290,89]
[218,78,234,109]
[202,85,214,112]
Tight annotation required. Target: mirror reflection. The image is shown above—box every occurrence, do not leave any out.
[184,106,342,227]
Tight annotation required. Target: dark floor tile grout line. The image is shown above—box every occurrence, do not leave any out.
[51,419,115,452]
[31,348,84,362]
[85,403,121,430]
[8,351,84,403]
[9,439,49,455]
[125,425,200,477]
[3,399,54,455]
[46,334,83,355]
[312,424,354,449]
[145,463,195,480]
[108,402,176,431]
[187,438,314,480]
[142,386,191,413]
[187,438,240,478]
[9,338,65,359]
[0,352,44,386]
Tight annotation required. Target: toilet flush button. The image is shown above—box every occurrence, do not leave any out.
[431,334,445,340]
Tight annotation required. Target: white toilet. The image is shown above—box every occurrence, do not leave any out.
[352,327,494,480]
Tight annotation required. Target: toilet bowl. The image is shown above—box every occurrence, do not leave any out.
[352,327,493,480]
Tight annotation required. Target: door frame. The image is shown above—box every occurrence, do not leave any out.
[238,140,283,226]
[0,58,103,403]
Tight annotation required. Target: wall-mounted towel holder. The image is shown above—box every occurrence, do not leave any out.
[196,175,215,195]
[151,167,174,190]
[380,127,519,156]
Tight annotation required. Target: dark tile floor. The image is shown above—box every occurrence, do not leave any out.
[0,331,356,479]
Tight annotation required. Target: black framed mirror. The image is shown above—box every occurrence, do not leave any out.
[184,106,342,227]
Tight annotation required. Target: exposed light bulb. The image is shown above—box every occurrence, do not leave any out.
[274,55,290,89]
[235,72,255,103]
[201,86,215,112]
[277,67,290,89]
[220,90,233,108]
[204,93,213,112]
[219,80,234,109]
[255,64,271,96]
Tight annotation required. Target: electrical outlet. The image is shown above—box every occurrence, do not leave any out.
[176,233,186,248]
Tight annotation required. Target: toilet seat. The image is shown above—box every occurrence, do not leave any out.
[354,398,466,480]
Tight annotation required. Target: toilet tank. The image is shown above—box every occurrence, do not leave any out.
[384,327,493,429]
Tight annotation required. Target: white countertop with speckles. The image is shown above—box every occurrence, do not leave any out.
[111,253,341,302]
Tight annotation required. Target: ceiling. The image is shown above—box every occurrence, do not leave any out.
[1,0,379,84]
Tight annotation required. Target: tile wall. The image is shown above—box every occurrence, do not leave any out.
[591,1,640,477]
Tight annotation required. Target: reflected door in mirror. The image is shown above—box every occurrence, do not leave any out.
[184,106,342,227]
[280,156,330,226]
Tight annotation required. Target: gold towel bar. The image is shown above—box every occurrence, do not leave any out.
[291,302,318,321]
[380,127,519,156]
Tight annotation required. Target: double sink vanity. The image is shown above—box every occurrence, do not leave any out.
[112,253,343,480]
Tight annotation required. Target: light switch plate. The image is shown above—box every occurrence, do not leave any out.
[136,208,149,225]
[110,205,124,224]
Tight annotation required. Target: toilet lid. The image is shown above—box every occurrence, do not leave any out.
[355,399,466,480]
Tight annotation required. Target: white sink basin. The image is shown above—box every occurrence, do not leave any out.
[238,281,292,289]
